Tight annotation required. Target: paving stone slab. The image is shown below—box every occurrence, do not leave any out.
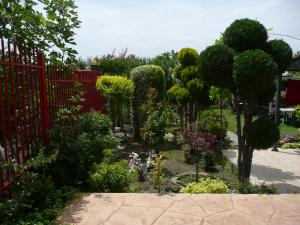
[57,193,300,225]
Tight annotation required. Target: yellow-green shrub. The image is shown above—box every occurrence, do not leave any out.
[180,178,228,193]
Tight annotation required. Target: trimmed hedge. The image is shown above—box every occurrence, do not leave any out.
[245,118,280,149]
[223,18,268,52]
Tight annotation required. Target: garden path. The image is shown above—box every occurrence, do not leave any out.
[223,147,300,193]
[57,193,300,225]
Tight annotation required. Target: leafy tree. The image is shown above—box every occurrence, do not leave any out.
[200,18,292,181]
[130,65,166,140]
[168,48,209,129]
[182,131,218,182]
[96,75,134,131]
[0,0,80,62]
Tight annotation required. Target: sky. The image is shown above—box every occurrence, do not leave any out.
[74,0,300,58]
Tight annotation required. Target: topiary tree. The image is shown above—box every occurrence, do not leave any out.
[168,48,209,129]
[265,40,293,150]
[96,75,134,131]
[130,65,166,140]
[200,18,292,181]
[167,85,190,131]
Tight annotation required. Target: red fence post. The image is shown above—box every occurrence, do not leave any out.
[37,53,50,148]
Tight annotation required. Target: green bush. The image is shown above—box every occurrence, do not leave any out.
[0,151,75,225]
[282,142,300,149]
[130,65,166,139]
[89,161,137,192]
[130,65,166,98]
[245,118,280,149]
[204,152,217,172]
[167,85,190,104]
[233,49,277,101]
[78,111,112,135]
[238,181,277,194]
[180,178,228,193]
[223,18,268,52]
[51,111,119,186]
[265,39,293,74]
[96,75,134,100]
[200,44,235,89]
[177,48,199,66]
[197,109,228,141]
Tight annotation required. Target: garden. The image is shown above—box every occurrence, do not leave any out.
[1,0,300,224]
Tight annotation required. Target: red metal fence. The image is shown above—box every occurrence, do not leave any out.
[0,37,104,193]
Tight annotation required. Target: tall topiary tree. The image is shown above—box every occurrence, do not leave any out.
[96,75,134,131]
[168,48,208,130]
[130,65,166,140]
[200,18,292,181]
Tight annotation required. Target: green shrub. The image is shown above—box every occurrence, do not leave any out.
[180,178,228,193]
[78,111,112,135]
[167,85,190,104]
[282,142,300,149]
[200,44,235,89]
[130,65,166,139]
[51,111,119,186]
[204,152,217,172]
[233,49,277,101]
[0,151,75,225]
[177,48,199,66]
[238,181,277,194]
[197,109,228,141]
[89,161,137,192]
[223,18,268,52]
[245,118,280,149]
[96,75,134,100]
[265,39,293,74]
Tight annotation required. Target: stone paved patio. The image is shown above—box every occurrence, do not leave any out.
[57,193,300,225]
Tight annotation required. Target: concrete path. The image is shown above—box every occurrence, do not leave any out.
[57,193,300,225]
[223,148,300,193]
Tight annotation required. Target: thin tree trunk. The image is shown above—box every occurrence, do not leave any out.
[195,160,199,182]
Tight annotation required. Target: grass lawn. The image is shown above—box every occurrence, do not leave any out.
[222,108,299,138]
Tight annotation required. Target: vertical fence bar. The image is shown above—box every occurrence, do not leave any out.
[37,53,50,148]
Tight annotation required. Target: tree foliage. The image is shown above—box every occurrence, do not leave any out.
[245,118,280,149]
[130,65,166,140]
[200,44,235,89]
[233,49,277,101]
[265,39,293,74]
[223,18,268,52]
[200,18,292,181]
[0,0,81,62]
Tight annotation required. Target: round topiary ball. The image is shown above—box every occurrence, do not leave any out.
[186,78,204,97]
[265,39,293,74]
[245,118,280,149]
[167,85,190,104]
[130,64,166,98]
[200,44,235,89]
[173,65,182,80]
[181,66,200,82]
[177,48,199,66]
[233,49,277,100]
[223,18,268,52]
